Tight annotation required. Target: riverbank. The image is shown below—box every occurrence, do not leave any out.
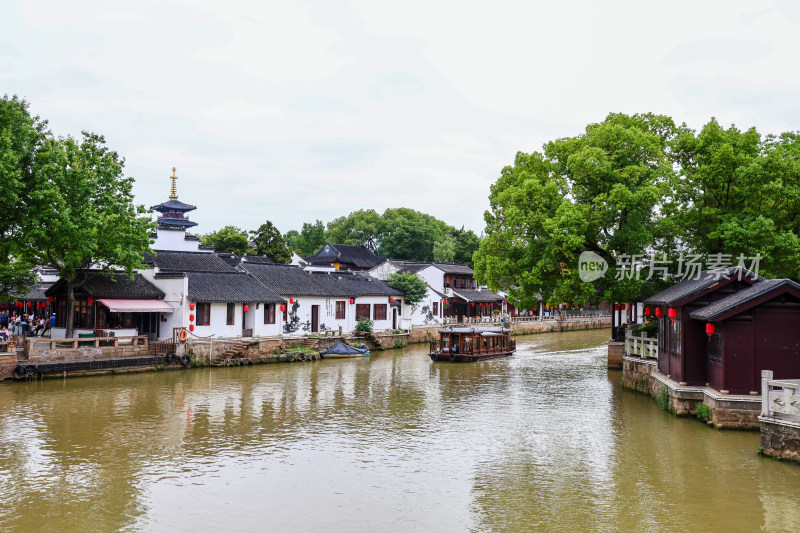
[2,316,611,381]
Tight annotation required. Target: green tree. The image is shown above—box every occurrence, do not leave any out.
[474,113,680,308]
[0,96,46,300]
[285,219,326,256]
[387,272,428,303]
[669,120,800,279]
[453,229,480,267]
[24,132,154,337]
[325,209,382,252]
[250,221,291,263]
[201,225,252,256]
[433,234,456,262]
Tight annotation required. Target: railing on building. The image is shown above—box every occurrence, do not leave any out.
[761,370,800,419]
[624,327,657,359]
[442,312,609,326]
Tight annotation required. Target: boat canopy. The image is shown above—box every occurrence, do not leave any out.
[320,342,367,355]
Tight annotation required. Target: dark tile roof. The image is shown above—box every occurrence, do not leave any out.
[10,283,53,301]
[643,267,762,306]
[690,279,800,321]
[243,264,333,296]
[452,288,503,302]
[306,243,384,269]
[242,264,403,298]
[46,272,165,299]
[317,271,403,297]
[150,199,197,212]
[433,263,474,275]
[184,233,201,241]
[217,252,241,267]
[242,254,275,265]
[144,251,238,273]
[186,272,284,303]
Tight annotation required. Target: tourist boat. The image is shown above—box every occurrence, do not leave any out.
[429,327,516,362]
[319,342,370,359]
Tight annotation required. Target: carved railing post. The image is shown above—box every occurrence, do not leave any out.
[762,370,773,416]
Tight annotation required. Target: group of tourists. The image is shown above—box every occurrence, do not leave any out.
[0,310,54,341]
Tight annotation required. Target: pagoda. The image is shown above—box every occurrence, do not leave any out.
[150,167,198,230]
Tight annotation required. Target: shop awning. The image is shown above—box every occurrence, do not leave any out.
[97,298,174,313]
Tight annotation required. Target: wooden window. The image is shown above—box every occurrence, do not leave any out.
[433,302,438,316]
[264,303,276,324]
[373,304,387,321]
[670,319,681,358]
[197,303,210,326]
[226,303,235,325]
[335,301,346,320]
[356,304,370,319]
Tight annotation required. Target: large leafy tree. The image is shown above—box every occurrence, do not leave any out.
[24,132,154,337]
[453,229,480,267]
[201,225,252,256]
[284,219,326,256]
[0,96,46,300]
[474,113,680,308]
[325,209,383,252]
[250,221,291,263]
[669,120,800,279]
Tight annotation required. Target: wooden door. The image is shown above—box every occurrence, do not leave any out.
[311,305,319,333]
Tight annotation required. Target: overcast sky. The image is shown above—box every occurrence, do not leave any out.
[3,1,800,237]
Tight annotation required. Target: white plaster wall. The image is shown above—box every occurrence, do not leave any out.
[151,229,204,252]
[405,287,443,327]
[367,261,399,281]
[417,266,445,292]
[143,270,188,340]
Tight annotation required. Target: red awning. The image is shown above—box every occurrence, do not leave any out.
[97,298,174,313]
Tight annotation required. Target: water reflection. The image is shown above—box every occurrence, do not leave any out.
[0,329,798,532]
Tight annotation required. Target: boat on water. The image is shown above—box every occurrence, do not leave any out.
[428,327,516,362]
[320,342,371,359]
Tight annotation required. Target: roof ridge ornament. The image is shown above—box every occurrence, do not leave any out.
[169,167,179,200]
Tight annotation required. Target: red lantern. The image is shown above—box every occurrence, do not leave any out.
[621,304,626,310]
[48,296,54,303]
[349,298,354,305]
[706,323,715,336]
[189,303,195,311]
[87,297,94,304]
[389,297,394,303]
[189,324,195,332]
[289,298,294,304]
[644,307,651,315]
[243,305,249,313]
[280,304,286,312]
[189,314,195,322]
[471,302,475,307]
[668,308,677,319]
[614,304,620,310]
[655,308,663,317]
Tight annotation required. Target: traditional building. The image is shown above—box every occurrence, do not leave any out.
[242,261,403,334]
[690,278,800,395]
[149,167,205,252]
[643,268,761,387]
[45,271,173,339]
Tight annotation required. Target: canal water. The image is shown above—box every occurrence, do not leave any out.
[1,329,799,532]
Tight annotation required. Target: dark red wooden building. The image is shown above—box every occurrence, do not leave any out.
[643,268,760,387]
[690,278,800,395]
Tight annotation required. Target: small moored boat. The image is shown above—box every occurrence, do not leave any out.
[429,327,515,362]
[320,342,370,359]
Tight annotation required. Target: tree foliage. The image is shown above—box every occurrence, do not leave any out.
[24,132,154,336]
[201,225,252,257]
[250,220,292,264]
[474,113,680,307]
[387,272,428,303]
[0,96,46,300]
[284,219,326,256]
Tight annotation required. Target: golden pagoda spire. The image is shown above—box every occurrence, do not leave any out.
[169,167,178,200]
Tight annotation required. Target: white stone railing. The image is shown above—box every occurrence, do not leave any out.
[761,370,800,419]
[624,328,658,359]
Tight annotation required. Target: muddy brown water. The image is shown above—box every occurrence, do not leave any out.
[1,329,799,532]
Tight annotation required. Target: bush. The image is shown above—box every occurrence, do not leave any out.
[355,316,373,333]
[695,403,711,422]
[387,272,428,303]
